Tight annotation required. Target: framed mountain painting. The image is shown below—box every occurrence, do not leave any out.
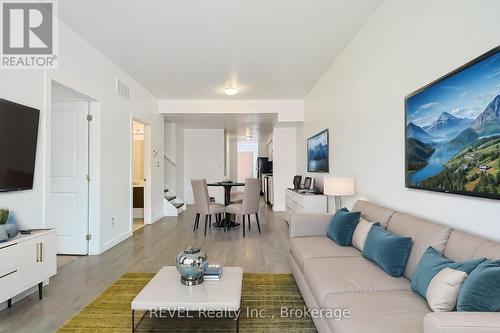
[307,129,329,173]
[405,46,500,200]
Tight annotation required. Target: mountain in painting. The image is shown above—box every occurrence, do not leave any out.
[407,138,436,172]
[447,127,479,150]
[470,95,500,136]
[423,112,473,138]
[407,122,436,143]
[308,143,328,161]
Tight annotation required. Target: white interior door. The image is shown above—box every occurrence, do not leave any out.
[49,101,89,255]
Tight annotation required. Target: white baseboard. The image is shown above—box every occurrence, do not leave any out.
[273,204,285,212]
[133,208,144,219]
[152,214,165,223]
[101,231,132,254]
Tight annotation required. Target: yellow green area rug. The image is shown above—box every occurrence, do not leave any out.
[58,272,317,332]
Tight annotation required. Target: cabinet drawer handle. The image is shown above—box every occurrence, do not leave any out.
[0,270,17,279]
[36,242,43,262]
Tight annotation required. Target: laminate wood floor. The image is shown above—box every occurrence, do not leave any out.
[0,201,290,333]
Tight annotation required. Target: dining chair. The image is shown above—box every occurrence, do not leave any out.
[225,178,261,237]
[191,179,225,236]
[230,190,244,204]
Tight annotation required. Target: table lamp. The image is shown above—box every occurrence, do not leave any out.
[323,177,355,213]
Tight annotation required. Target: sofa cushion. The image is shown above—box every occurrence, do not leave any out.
[325,291,430,333]
[303,257,410,306]
[411,247,485,298]
[352,200,395,228]
[387,212,452,279]
[457,260,500,312]
[444,230,500,262]
[327,208,361,246]
[363,224,413,277]
[289,236,361,270]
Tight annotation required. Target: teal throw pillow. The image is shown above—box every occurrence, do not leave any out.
[363,224,413,277]
[457,260,500,312]
[327,208,361,246]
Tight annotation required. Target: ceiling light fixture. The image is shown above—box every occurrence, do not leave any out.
[133,129,144,135]
[224,87,240,96]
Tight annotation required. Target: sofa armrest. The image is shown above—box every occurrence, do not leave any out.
[289,213,333,238]
[424,312,500,333]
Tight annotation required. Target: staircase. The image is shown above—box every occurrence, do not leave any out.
[163,188,186,216]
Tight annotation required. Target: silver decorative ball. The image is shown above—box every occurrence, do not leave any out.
[176,247,208,285]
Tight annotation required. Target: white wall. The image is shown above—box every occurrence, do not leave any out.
[175,124,185,199]
[273,127,297,211]
[0,20,164,253]
[237,139,259,178]
[164,122,176,191]
[258,142,269,158]
[183,129,225,204]
[132,139,145,180]
[164,122,186,200]
[297,0,500,240]
[258,133,273,158]
[228,137,238,181]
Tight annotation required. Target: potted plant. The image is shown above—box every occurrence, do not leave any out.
[0,208,8,225]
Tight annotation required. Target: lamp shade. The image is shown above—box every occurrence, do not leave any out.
[323,177,354,196]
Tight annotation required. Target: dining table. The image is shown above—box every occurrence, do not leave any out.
[207,181,245,229]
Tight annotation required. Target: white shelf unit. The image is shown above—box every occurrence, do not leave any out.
[0,229,57,308]
[285,189,327,222]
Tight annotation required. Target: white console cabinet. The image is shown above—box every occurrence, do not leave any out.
[285,189,327,222]
[0,229,56,307]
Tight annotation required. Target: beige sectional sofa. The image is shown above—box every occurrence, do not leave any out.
[289,200,500,333]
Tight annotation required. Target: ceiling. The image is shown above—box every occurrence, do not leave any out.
[132,120,145,131]
[164,113,276,140]
[58,0,382,100]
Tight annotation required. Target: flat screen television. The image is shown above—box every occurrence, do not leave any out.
[405,46,500,200]
[0,99,40,192]
[307,129,329,173]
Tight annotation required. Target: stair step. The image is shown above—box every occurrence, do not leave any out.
[173,202,184,209]
[166,196,176,201]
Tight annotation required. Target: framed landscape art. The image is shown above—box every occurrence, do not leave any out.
[307,129,329,173]
[405,46,500,200]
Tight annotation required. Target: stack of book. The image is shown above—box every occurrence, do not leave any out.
[204,264,223,281]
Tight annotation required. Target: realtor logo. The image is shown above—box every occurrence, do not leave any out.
[1,0,58,68]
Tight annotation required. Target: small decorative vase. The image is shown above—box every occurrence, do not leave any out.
[5,223,18,238]
[176,247,208,286]
[0,227,8,242]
